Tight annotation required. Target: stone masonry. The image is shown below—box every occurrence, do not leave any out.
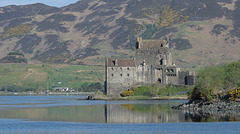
[105,37,195,97]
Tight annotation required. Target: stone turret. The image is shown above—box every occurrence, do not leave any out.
[162,37,169,48]
[137,37,142,49]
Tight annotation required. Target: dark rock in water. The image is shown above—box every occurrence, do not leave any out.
[173,100,240,110]
[86,94,108,100]
[172,100,240,118]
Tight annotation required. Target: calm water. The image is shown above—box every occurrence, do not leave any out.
[0,95,240,134]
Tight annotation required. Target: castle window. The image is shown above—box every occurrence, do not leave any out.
[127,74,130,77]
[127,67,130,70]
[160,59,163,65]
[112,68,114,70]
[171,69,174,72]
[120,67,122,70]
[111,74,114,77]
[120,74,122,77]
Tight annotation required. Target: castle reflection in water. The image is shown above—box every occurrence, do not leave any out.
[1,102,239,123]
[105,104,186,123]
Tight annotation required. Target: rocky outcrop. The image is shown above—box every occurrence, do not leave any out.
[86,94,109,100]
[172,100,240,117]
[173,100,240,110]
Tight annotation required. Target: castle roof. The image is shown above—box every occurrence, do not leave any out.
[141,39,167,49]
[107,59,135,67]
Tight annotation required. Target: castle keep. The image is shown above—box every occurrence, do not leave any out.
[105,37,195,97]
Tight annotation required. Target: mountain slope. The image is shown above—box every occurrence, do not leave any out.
[0,0,240,69]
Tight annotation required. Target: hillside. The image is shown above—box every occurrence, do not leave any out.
[0,0,240,68]
[0,63,104,91]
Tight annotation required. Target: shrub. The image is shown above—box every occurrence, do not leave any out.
[189,88,219,101]
[227,88,240,101]
[121,85,161,97]
[8,52,25,57]
[121,90,135,97]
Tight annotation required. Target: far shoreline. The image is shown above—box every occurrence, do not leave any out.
[0,92,94,96]
[81,94,188,100]
[0,91,189,101]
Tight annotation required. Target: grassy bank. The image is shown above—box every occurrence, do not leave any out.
[117,95,188,100]
[120,84,192,99]
[0,63,104,92]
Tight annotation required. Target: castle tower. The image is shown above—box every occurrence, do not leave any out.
[136,37,143,49]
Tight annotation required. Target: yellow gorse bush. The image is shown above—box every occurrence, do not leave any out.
[0,25,31,40]
[228,88,240,101]
[138,6,189,29]
[121,89,135,97]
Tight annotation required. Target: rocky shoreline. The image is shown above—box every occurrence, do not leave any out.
[173,100,240,110]
[172,100,240,117]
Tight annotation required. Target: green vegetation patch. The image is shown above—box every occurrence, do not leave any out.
[0,52,27,63]
[190,60,240,101]
[140,24,158,39]
[121,85,192,97]
[0,63,104,92]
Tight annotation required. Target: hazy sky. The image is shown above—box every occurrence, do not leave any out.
[0,0,80,7]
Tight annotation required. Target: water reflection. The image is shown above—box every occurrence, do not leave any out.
[182,109,240,122]
[0,105,106,123]
[106,104,186,123]
[0,99,240,123]
[0,103,187,123]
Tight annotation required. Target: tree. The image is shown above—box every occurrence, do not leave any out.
[195,66,224,90]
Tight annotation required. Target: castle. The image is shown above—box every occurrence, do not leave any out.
[105,37,195,97]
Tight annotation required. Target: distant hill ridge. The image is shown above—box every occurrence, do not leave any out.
[0,0,240,68]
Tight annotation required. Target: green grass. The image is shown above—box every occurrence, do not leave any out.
[125,85,193,97]
[0,63,104,91]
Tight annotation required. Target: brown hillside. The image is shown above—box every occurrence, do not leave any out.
[0,0,239,69]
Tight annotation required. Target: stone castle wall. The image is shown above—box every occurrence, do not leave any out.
[106,66,135,97]
[105,38,195,97]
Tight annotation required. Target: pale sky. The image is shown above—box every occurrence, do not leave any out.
[0,0,80,7]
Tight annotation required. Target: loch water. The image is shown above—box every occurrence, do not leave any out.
[0,95,239,134]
